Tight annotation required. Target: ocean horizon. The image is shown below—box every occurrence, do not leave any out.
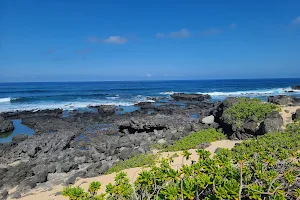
[1,78,300,112]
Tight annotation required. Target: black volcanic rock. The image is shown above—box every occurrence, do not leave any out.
[0,116,14,133]
[292,85,300,90]
[292,109,300,121]
[268,95,300,106]
[171,93,210,101]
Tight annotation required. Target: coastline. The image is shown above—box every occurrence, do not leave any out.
[0,92,299,199]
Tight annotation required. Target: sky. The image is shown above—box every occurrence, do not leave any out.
[0,0,300,82]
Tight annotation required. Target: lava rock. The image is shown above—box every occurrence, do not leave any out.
[12,134,28,143]
[171,93,210,101]
[292,109,300,120]
[292,85,300,90]
[268,95,300,106]
[0,116,14,133]
[261,111,283,134]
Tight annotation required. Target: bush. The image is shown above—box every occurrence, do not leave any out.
[164,128,226,151]
[223,98,279,127]
[63,123,300,200]
[106,154,158,174]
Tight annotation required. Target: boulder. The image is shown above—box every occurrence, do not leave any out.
[33,170,48,183]
[243,120,259,135]
[267,95,299,106]
[292,109,300,120]
[261,111,283,134]
[201,115,215,124]
[171,93,210,101]
[0,116,14,133]
[119,147,133,160]
[157,139,167,144]
[97,105,116,115]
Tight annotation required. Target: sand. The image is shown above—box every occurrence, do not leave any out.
[279,105,300,127]
[9,139,241,200]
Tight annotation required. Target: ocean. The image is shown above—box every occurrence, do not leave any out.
[0,78,300,112]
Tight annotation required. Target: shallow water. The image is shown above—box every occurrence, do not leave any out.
[0,119,34,143]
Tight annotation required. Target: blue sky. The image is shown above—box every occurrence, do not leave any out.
[1,0,300,82]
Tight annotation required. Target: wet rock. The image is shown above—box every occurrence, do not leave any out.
[171,93,210,101]
[292,85,300,90]
[97,105,116,115]
[0,116,14,133]
[201,115,214,124]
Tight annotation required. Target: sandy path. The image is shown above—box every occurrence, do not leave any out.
[10,140,241,200]
[279,105,300,127]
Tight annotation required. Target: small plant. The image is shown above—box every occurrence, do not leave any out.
[62,181,103,200]
[106,153,158,174]
[165,128,226,151]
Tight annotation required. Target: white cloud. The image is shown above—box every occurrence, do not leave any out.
[146,73,152,77]
[291,16,300,25]
[104,36,128,44]
[156,33,165,38]
[170,29,191,38]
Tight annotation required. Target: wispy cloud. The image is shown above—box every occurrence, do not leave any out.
[200,28,223,36]
[104,36,128,44]
[146,73,152,77]
[156,28,191,39]
[229,23,237,30]
[76,48,90,55]
[156,33,165,38]
[291,16,300,25]
[170,29,191,38]
[87,36,100,43]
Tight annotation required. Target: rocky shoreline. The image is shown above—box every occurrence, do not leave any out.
[0,94,300,199]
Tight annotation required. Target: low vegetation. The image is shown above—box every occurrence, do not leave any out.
[106,154,158,174]
[223,98,280,127]
[62,123,300,200]
[162,128,226,152]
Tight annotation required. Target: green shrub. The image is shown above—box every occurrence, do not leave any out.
[164,128,226,151]
[106,154,158,174]
[223,98,279,127]
[63,122,300,200]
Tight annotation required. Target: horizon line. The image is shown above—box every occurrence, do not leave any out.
[0,77,300,84]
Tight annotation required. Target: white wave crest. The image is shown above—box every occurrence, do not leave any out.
[159,91,178,95]
[198,87,299,97]
[105,96,120,100]
[0,97,11,103]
